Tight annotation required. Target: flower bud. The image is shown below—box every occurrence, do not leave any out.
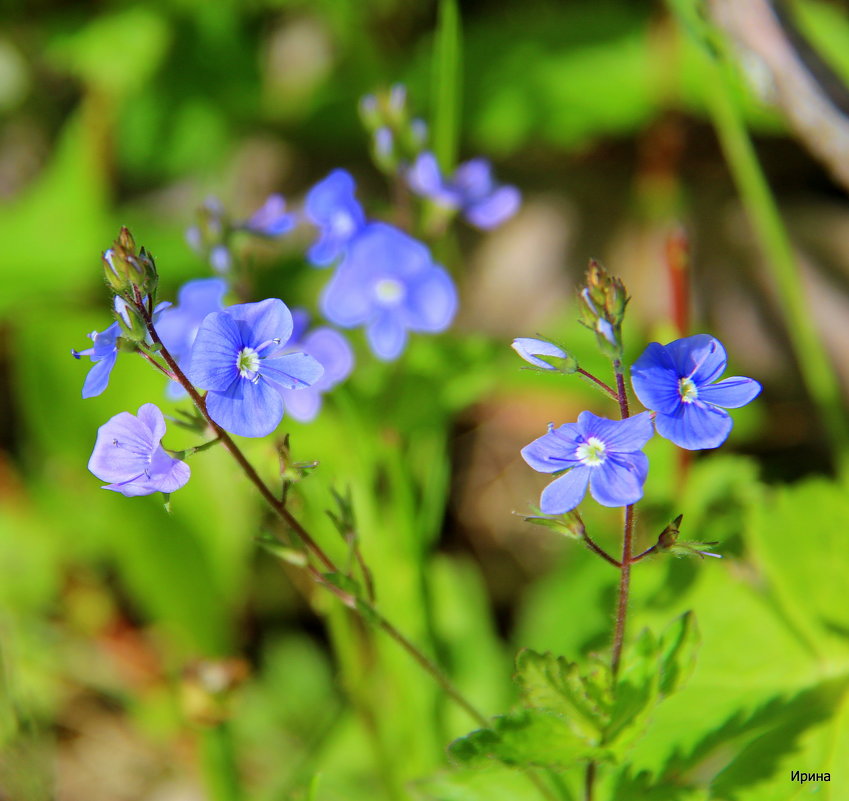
[102,227,158,299]
[578,259,628,358]
[655,514,722,559]
[512,337,578,374]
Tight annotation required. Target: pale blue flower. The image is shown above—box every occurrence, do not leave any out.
[88,404,190,497]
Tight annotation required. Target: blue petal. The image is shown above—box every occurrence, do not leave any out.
[540,467,591,514]
[227,298,293,351]
[698,376,761,409]
[82,350,118,398]
[88,409,157,483]
[187,312,242,391]
[577,411,654,453]
[630,343,682,414]
[465,186,521,229]
[589,452,647,507]
[301,327,354,388]
[206,377,284,438]
[407,153,448,198]
[321,264,373,326]
[665,335,727,386]
[452,158,494,199]
[655,402,732,450]
[243,194,295,237]
[137,403,166,442]
[261,352,324,389]
[147,446,191,493]
[280,387,322,423]
[404,266,457,332]
[521,424,582,473]
[103,478,159,497]
[366,312,408,360]
[305,169,364,227]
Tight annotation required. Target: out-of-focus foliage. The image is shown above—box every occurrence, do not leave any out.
[2,0,849,799]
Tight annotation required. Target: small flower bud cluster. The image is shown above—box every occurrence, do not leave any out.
[359,84,428,175]
[578,259,628,359]
[103,227,158,305]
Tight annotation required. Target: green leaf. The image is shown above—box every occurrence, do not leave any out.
[746,478,849,654]
[416,764,566,801]
[658,612,700,697]
[514,649,610,742]
[449,709,609,770]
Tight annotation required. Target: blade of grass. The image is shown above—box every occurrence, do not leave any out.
[670,0,849,468]
[431,0,462,172]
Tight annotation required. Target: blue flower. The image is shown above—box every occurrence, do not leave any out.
[73,299,170,398]
[521,411,653,514]
[320,222,457,360]
[240,194,295,237]
[186,299,324,437]
[630,334,761,450]
[277,311,354,422]
[305,169,366,266]
[72,321,121,399]
[407,152,520,229]
[156,277,227,398]
[88,403,190,497]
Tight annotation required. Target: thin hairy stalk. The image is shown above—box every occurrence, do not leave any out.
[613,361,630,418]
[611,503,635,678]
[139,349,175,380]
[576,367,618,401]
[582,530,621,568]
[631,544,657,563]
[137,302,500,735]
[138,307,335,571]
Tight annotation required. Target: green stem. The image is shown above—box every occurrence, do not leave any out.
[692,12,849,465]
[431,0,462,172]
[198,724,243,801]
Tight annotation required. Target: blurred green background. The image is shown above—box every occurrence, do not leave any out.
[2,0,849,799]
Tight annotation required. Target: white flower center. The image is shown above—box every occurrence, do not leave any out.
[575,436,607,466]
[679,377,698,403]
[237,347,261,380]
[332,211,355,237]
[374,277,405,306]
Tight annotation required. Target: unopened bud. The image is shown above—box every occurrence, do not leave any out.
[578,259,627,358]
[512,337,578,374]
[102,227,158,299]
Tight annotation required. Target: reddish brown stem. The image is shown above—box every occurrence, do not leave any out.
[610,504,635,678]
[576,367,618,400]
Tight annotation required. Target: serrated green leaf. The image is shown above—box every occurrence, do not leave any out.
[449,709,609,770]
[515,649,611,741]
[415,764,560,801]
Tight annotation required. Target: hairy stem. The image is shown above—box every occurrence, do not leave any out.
[611,504,635,678]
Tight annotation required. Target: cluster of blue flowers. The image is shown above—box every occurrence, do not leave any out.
[515,333,761,515]
[75,85,520,499]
